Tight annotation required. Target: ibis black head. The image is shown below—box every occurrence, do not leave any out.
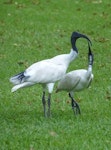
[71,31,92,52]
[88,42,93,65]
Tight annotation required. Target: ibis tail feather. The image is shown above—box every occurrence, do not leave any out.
[11,82,35,92]
[10,72,25,85]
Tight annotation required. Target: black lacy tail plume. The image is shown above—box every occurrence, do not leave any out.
[10,71,25,85]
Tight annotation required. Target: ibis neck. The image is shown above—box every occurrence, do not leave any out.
[68,49,78,63]
[88,65,92,72]
[86,65,92,79]
[62,49,78,69]
[71,38,78,53]
[86,53,93,79]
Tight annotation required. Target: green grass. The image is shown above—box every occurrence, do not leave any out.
[0,0,111,149]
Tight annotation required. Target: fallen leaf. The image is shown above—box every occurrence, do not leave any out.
[49,131,58,137]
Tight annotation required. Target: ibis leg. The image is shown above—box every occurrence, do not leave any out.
[42,91,47,117]
[47,93,51,117]
[69,93,81,115]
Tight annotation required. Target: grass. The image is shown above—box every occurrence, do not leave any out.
[0,0,111,149]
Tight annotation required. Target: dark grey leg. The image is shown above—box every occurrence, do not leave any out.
[47,93,51,117]
[42,91,47,117]
[69,93,81,115]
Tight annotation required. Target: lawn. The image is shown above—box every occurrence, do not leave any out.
[0,0,111,149]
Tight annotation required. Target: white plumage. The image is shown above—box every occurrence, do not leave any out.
[10,31,91,117]
[56,42,94,115]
